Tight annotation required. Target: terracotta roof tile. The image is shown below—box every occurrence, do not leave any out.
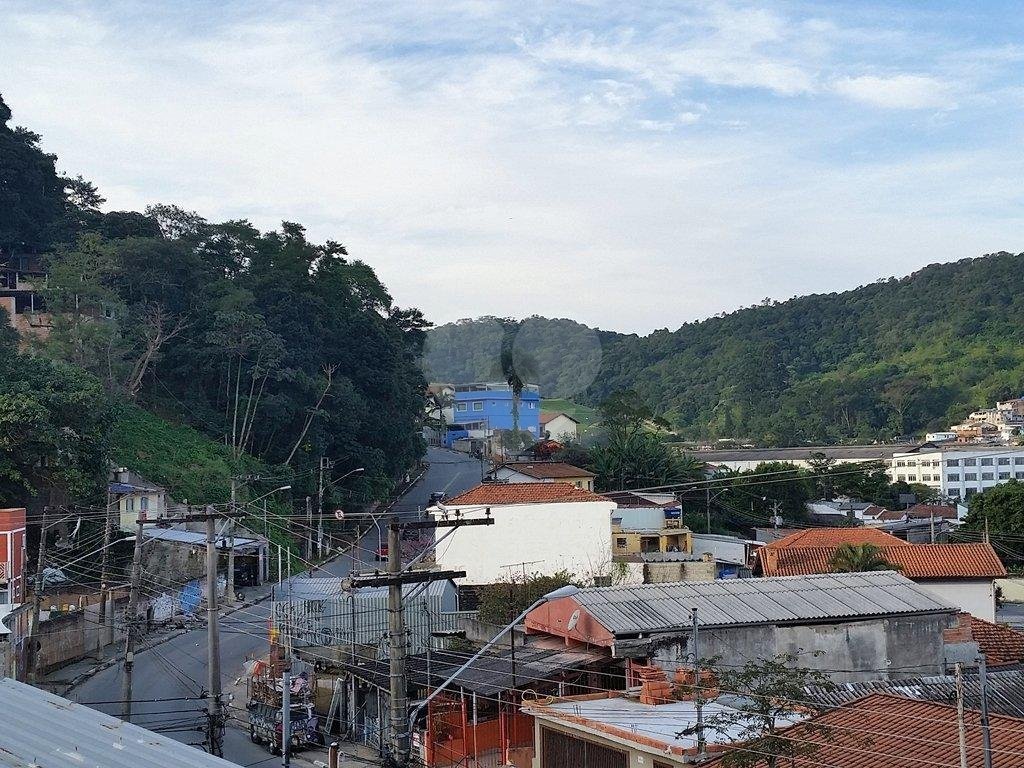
[968,615,1024,664]
[445,482,610,506]
[759,543,1006,579]
[499,461,595,479]
[539,411,579,425]
[705,693,1024,767]
[763,527,905,549]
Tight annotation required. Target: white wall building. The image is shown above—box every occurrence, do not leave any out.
[889,444,1024,500]
[539,412,580,442]
[432,482,615,584]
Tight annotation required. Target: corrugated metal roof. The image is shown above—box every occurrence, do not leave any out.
[0,677,235,767]
[284,577,454,600]
[143,527,263,549]
[572,572,955,634]
[803,668,1024,718]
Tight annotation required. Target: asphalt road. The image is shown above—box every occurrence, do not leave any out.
[69,447,484,765]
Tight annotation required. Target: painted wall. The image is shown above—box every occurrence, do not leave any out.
[649,613,953,683]
[437,500,615,584]
[914,579,996,622]
[494,468,594,491]
[541,415,579,442]
[0,508,26,603]
[453,386,541,435]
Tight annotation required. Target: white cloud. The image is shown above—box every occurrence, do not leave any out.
[833,74,957,110]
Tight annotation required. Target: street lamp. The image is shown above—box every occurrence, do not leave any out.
[402,584,580,761]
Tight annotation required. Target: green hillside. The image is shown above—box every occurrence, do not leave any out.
[428,253,1024,445]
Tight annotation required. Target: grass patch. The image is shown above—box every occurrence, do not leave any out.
[541,398,599,430]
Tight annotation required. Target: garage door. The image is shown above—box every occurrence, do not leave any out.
[541,726,628,768]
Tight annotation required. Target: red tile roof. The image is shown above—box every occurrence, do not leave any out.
[763,527,905,549]
[499,461,596,479]
[706,693,1024,767]
[445,482,610,506]
[759,543,1007,579]
[539,411,579,425]
[969,615,1024,664]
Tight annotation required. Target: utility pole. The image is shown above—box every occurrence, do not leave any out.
[98,490,114,657]
[349,516,490,766]
[207,508,224,756]
[318,457,331,559]
[954,662,968,768]
[692,607,705,757]
[930,512,936,544]
[281,670,291,767]
[388,522,409,765]
[227,477,237,605]
[305,496,313,562]
[121,517,145,721]
[978,654,993,768]
[27,506,49,684]
[705,487,711,534]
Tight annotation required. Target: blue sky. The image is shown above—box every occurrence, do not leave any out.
[3,1,1024,333]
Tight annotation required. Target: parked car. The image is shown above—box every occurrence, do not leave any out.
[247,701,319,755]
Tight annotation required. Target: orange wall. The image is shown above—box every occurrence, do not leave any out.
[524,597,615,647]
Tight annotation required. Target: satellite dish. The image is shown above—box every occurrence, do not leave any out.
[334,508,345,520]
[567,609,580,632]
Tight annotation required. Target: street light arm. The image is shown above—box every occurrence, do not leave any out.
[405,584,579,737]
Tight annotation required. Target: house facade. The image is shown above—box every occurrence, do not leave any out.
[0,508,26,604]
[434,483,615,584]
[491,461,596,490]
[888,444,1024,500]
[109,468,170,532]
[539,412,579,442]
[452,382,541,436]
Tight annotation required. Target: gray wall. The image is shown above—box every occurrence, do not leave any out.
[649,614,954,683]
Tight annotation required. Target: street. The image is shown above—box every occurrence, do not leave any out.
[67,447,484,765]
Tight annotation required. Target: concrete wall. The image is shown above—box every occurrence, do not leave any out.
[643,559,716,584]
[915,580,996,622]
[438,501,615,584]
[649,614,953,683]
[142,538,207,589]
[532,716,687,768]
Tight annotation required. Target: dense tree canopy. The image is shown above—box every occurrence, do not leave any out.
[428,254,1024,445]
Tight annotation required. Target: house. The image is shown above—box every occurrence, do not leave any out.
[0,254,51,339]
[688,532,759,577]
[691,443,913,472]
[754,539,1007,621]
[759,526,906,550]
[0,676,238,767]
[109,467,171,532]
[539,412,579,442]
[889,443,1024,500]
[804,497,888,522]
[610,517,691,562]
[525,572,959,682]
[452,382,541,437]
[0,508,26,604]
[491,461,596,491]
[433,483,615,584]
[943,613,1024,667]
[142,525,271,592]
[873,502,963,524]
[703,692,1024,768]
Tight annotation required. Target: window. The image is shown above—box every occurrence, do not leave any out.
[1000,472,1011,480]
[999,458,1011,465]
[140,497,149,512]
[946,459,960,467]
[456,403,468,412]
[1015,458,1024,465]
[896,461,906,468]
[527,402,536,409]
[982,472,994,481]
[965,473,978,481]
[1017,472,1024,479]
[897,475,906,482]
[472,401,484,411]
[921,474,931,482]
[947,474,960,482]
[981,458,994,466]
[964,458,977,466]
[965,488,978,498]
[948,489,961,499]
[615,537,627,549]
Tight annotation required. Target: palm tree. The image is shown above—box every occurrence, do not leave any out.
[829,543,900,573]
[492,320,538,435]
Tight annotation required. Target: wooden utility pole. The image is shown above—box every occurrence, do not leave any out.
[98,490,114,656]
[206,508,224,756]
[954,662,968,768]
[692,607,705,757]
[317,457,330,559]
[27,506,49,684]
[305,496,313,562]
[121,517,145,721]
[281,670,292,767]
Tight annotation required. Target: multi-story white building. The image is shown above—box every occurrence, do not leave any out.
[889,444,1024,500]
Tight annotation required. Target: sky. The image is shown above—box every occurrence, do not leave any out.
[3,1,1024,334]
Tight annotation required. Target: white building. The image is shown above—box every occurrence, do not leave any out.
[539,412,580,442]
[491,461,596,490]
[432,482,615,584]
[888,444,1024,501]
[689,444,913,473]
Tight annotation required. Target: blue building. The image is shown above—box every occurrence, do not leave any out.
[451,382,541,437]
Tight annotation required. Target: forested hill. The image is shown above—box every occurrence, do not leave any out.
[0,93,426,510]
[428,254,1024,445]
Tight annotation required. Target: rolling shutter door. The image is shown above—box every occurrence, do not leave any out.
[541,726,627,768]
